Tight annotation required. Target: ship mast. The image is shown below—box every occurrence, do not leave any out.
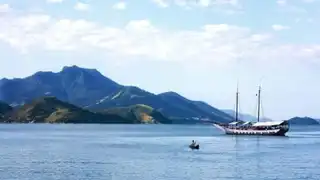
[257,85,261,122]
[235,83,239,122]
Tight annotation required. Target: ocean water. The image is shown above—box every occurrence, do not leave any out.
[0,124,319,180]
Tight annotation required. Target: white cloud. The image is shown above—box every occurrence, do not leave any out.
[272,24,290,31]
[47,0,64,3]
[113,2,127,10]
[302,0,316,3]
[277,0,287,6]
[188,0,240,7]
[152,0,169,8]
[307,18,314,23]
[0,12,319,65]
[0,4,11,12]
[276,0,306,13]
[74,2,90,11]
[296,18,315,23]
[152,0,241,9]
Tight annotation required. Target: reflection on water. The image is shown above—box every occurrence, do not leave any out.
[232,136,261,180]
[0,124,319,180]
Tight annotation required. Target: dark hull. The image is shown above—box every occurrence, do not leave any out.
[214,124,289,136]
[189,144,199,150]
[225,129,288,136]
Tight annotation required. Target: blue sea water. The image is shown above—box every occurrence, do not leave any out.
[0,124,319,180]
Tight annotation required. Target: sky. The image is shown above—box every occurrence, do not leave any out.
[0,0,320,120]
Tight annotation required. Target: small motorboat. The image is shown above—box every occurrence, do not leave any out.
[189,144,200,150]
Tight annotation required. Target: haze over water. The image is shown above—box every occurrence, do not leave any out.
[0,124,319,180]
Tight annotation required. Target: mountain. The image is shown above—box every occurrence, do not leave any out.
[0,65,120,107]
[287,117,320,125]
[2,97,132,123]
[1,97,170,124]
[100,104,172,124]
[158,92,233,121]
[87,88,234,122]
[222,109,273,122]
[0,101,12,120]
[0,65,233,123]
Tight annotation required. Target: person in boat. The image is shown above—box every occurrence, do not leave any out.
[190,140,198,147]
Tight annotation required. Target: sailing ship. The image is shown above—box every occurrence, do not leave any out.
[213,85,289,136]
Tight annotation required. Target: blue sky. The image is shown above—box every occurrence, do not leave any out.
[0,0,320,120]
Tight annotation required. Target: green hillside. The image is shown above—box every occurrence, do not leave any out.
[100,104,172,124]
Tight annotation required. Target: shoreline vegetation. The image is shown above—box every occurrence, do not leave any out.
[0,96,222,124]
[0,97,172,124]
[0,65,319,125]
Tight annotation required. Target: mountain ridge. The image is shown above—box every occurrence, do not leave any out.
[0,65,121,108]
[0,65,233,123]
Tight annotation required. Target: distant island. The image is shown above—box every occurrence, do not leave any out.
[0,65,318,125]
[287,117,320,125]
